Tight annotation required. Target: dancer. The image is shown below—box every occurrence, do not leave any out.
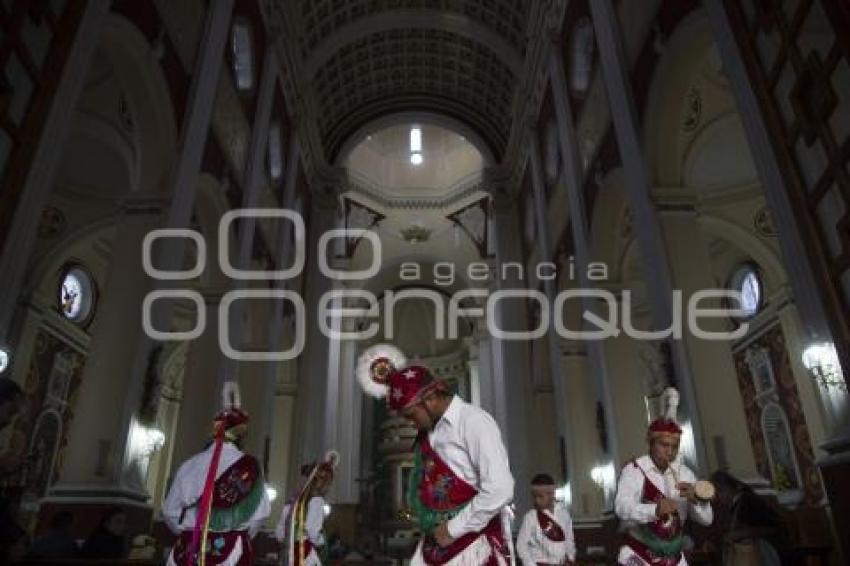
[516,473,576,565]
[275,452,338,566]
[614,388,713,565]
[357,344,515,565]
[163,383,270,565]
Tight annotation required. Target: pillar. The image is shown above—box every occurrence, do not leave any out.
[657,199,757,476]
[109,0,235,497]
[293,195,342,467]
[527,136,579,494]
[560,345,608,517]
[167,299,222,474]
[549,41,621,468]
[590,0,707,472]
[489,188,534,516]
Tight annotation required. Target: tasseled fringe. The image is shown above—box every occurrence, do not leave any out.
[432,535,508,566]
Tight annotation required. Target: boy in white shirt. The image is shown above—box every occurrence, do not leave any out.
[517,474,576,566]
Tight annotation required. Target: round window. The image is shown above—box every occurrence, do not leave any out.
[729,264,762,320]
[59,266,95,324]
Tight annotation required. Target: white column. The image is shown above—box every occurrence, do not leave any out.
[476,323,499,422]
[489,192,533,515]
[216,51,278,391]
[334,316,362,503]
[464,336,482,407]
[548,43,621,468]
[167,299,222,476]
[293,196,341,464]
[112,0,236,494]
[0,0,111,340]
[657,203,757,476]
[527,137,579,492]
[560,345,609,517]
[590,0,707,472]
[259,136,302,479]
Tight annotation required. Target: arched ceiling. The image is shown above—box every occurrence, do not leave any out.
[269,0,539,167]
[314,29,517,160]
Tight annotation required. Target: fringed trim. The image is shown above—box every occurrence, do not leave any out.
[411,535,507,566]
[209,477,263,532]
[407,442,465,533]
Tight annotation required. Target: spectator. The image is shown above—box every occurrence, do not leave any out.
[28,511,79,559]
[0,379,26,563]
[81,507,128,560]
[0,379,26,477]
[709,470,786,565]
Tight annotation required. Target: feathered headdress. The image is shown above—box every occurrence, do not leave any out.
[356,344,407,399]
[648,387,682,436]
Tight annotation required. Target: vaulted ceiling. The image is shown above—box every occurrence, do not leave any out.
[265,0,557,173]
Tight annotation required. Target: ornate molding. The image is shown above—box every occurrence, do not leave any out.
[344,171,485,210]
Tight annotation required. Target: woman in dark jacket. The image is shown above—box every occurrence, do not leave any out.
[81,506,128,560]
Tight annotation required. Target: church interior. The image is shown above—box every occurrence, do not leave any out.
[0,0,849,563]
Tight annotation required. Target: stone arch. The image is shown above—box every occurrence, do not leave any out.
[56,14,177,199]
[642,9,742,188]
[697,214,787,291]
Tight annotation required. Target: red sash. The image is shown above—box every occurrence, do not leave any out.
[622,460,683,565]
[416,434,508,565]
[172,531,252,565]
[537,509,565,542]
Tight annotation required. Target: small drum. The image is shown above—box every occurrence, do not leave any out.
[694,480,716,501]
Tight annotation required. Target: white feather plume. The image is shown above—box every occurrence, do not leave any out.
[324,450,341,469]
[221,380,241,409]
[662,387,680,422]
[356,344,406,399]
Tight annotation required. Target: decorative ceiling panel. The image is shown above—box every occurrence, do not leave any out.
[313,28,516,159]
[297,0,529,57]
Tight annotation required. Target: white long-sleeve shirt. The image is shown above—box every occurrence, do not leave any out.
[162,442,271,538]
[516,504,576,565]
[614,455,712,565]
[428,396,515,540]
[274,495,327,546]
[274,496,327,566]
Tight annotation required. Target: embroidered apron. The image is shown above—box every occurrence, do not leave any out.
[408,432,509,565]
[622,460,683,566]
[171,455,262,566]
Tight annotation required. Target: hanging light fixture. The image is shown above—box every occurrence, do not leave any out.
[802,342,847,389]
